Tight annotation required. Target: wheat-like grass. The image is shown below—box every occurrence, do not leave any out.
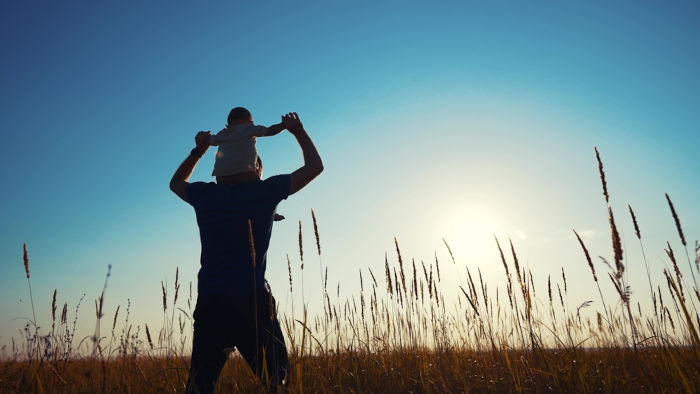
[608,207,624,277]
[628,204,641,240]
[665,193,686,246]
[594,147,609,204]
[287,254,293,293]
[311,209,321,256]
[298,220,303,270]
[665,193,697,288]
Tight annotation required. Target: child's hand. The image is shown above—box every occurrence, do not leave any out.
[273,213,285,221]
[280,116,287,129]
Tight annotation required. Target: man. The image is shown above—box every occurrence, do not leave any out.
[170,112,323,393]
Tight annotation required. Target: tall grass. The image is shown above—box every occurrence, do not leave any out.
[2,148,699,392]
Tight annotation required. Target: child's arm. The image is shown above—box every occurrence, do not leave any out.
[264,122,285,136]
[208,128,226,146]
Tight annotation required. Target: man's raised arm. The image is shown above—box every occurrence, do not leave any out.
[283,113,323,195]
[169,131,210,202]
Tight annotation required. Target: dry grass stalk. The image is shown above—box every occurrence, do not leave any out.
[459,286,479,316]
[628,205,641,239]
[663,269,700,347]
[442,238,456,264]
[594,147,609,204]
[666,242,684,299]
[61,302,68,325]
[23,243,30,278]
[173,267,180,305]
[412,259,418,300]
[287,254,293,293]
[22,243,37,356]
[112,305,120,331]
[161,281,167,312]
[665,193,697,289]
[145,324,154,350]
[509,239,523,290]
[665,193,686,246]
[384,253,393,296]
[249,219,257,268]
[434,252,441,282]
[52,290,57,323]
[311,209,321,255]
[608,273,628,303]
[494,236,512,290]
[574,230,596,282]
[394,238,406,291]
[298,220,303,269]
[368,267,377,288]
[574,230,611,321]
[608,207,624,277]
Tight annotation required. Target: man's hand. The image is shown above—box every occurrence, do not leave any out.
[285,112,324,195]
[195,131,211,154]
[170,130,210,203]
[282,112,304,135]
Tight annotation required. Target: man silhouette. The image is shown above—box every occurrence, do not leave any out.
[170,112,323,393]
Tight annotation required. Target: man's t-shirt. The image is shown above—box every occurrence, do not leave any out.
[185,175,291,294]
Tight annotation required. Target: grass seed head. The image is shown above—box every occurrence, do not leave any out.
[22,243,30,279]
[51,289,57,323]
[248,219,257,268]
[608,207,624,276]
[145,324,154,350]
[286,254,293,293]
[311,209,321,255]
[665,193,686,246]
[574,230,597,282]
[628,205,641,239]
[161,281,167,312]
[298,220,303,269]
[112,305,120,331]
[385,253,393,296]
[595,147,609,204]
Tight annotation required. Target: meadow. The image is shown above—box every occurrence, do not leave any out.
[1,148,699,393]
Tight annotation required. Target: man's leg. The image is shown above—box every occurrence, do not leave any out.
[186,296,231,394]
[235,291,289,392]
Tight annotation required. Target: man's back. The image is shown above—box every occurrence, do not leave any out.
[185,175,291,294]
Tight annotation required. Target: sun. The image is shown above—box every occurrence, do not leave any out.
[439,207,508,263]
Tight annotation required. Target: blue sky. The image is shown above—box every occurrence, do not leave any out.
[1,1,699,347]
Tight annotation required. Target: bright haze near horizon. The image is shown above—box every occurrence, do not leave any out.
[1,1,699,347]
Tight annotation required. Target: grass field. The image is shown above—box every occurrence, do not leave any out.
[2,149,699,393]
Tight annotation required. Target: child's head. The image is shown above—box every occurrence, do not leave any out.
[227,107,253,127]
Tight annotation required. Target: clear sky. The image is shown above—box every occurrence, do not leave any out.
[1,1,699,347]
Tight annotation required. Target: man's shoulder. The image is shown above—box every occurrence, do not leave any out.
[262,174,292,185]
[188,181,216,188]
[261,174,292,201]
[185,181,216,205]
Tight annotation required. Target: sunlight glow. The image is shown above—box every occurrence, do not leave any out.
[439,206,507,264]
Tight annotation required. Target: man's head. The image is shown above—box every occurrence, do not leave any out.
[226,107,253,127]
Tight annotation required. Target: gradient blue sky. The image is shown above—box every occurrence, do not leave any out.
[2,1,699,347]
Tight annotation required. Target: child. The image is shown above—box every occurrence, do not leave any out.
[209,107,285,177]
